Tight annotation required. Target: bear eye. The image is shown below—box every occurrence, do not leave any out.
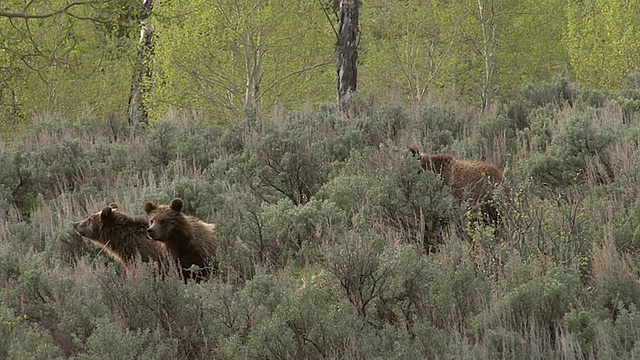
[149,219,154,225]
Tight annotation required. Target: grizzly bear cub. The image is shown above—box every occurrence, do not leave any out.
[74,203,170,272]
[144,198,219,282]
[410,146,504,223]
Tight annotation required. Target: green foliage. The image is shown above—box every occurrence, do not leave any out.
[148,0,334,122]
[319,148,454,249]
[368,151,454,248]
[361,0,571,104]
[81,318,176,360]
[3,91,640,358]
[471,114,518,157]
[0,0,136,129]
[175,120,226,169]
[520,78,576,109]
[360,0,464,103]
[565,0,640,90]
[146,119,179,168]
[516,106,556,153]
[355,105,411,147]
[552,117,615,161]
[579,88,609,109]
[518,116,616,187]
[563,305,640,358]
[0,115,151,215]
[494,0,569,88]
[260,198,339,266]
[247,117,331,205]
[499,268,580,328]
[613,73,640,123]
[593,260,640,317]
[502,78,577,129]
[612,199,640,253]
[411,105,466,151]
[562,308,602,351]
[1,0,638,138]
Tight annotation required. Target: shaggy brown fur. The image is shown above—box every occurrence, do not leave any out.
[410,146,504,222]
[144,198,219,282]
[74,203,170,271]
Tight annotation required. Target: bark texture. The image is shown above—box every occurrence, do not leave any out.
[336,0,360,115]
[128,0,153,124]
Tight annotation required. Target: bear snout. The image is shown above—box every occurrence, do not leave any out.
[73,221,87,234]
[73,221,96,239]
[147,227,161,241]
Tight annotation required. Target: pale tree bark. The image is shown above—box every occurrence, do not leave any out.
[128,0,153,124]
[242,30,264,116]
[336,0,360,115]
[478,0,496,112]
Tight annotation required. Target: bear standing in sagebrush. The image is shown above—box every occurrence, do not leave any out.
[410,146,504,223]
[144,198,219,282]
[74,203,170,272]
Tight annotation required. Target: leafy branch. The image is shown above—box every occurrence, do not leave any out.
[0,0,102,20]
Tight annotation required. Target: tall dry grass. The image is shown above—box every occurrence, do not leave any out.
[2,83,640,358]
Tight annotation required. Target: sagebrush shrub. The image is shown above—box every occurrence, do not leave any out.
[3,88,640,358]
[146,119,178,168]
[412,105,466,152]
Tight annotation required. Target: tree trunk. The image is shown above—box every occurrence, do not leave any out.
[128,0,153,124]
[242,30,263,117]
[336,0,360,115]
[478,0,496,112]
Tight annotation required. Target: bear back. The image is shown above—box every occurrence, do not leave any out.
[410,146,504,222]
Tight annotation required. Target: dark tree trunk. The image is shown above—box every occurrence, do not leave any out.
[336,0,360,115]
[128,0,153,124]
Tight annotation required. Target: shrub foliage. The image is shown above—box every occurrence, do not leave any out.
[2,84,640,358]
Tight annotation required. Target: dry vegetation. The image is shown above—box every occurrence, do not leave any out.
[2,80,640,359]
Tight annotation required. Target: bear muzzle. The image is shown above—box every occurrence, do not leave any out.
[74,221,97,239]
[147,227,162,241]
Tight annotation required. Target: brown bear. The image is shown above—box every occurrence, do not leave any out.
[74,203,170,272]
[410,146,504,223]
[144,198,219,282]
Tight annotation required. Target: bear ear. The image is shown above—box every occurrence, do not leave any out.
[100,206,113,220]
[108,203,119,210]
[170,198,183,212]
[144,201,156,214]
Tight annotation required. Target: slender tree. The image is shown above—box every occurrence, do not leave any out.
[148,0,333,122]
[0,0,137,128]
[360,1,466,104]
[128,0,154,124]
[336,0,360,115]
[477,0,496,112]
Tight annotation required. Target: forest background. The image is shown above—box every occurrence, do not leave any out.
[3,0,640,359]
[2,0,639,128]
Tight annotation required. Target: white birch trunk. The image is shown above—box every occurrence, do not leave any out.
[478,0,495,112]
[128,0,153,124]
[242,30,263,115]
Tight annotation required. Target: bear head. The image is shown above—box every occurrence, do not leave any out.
[408,146,454,174]
[420,154,454,174]
[74,203,120,243]
[144,198,189,242]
